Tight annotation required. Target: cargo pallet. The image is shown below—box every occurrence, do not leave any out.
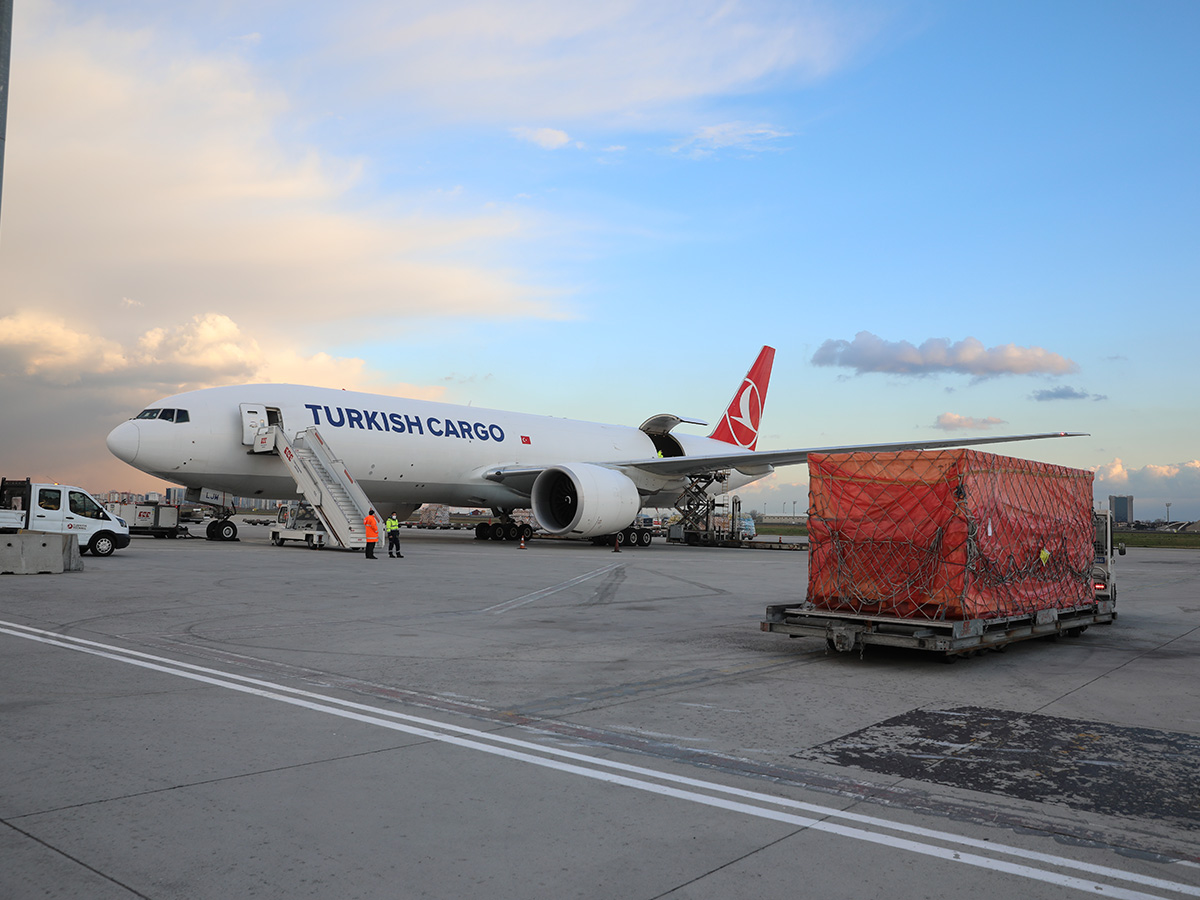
[761,601,1116,658]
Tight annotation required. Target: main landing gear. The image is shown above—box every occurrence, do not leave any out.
[590,527,653,548]
[474,510,533,543]
[206,518,239,542]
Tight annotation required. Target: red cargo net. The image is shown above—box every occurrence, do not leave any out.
[807,450,1094,620]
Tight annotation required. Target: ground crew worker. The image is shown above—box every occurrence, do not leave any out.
[386,511,403,558]
[363,508,379,560]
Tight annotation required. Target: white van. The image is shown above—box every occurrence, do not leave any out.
[0,478,131,556]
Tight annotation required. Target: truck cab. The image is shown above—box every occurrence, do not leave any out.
[0,479,131,556]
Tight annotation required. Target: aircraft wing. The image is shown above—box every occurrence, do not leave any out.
[619,431,1087,479]
[484,432,1086,493]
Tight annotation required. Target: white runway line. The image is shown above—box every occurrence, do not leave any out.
[3,620,1198,900]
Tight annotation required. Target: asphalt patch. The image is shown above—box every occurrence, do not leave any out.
[796,707,1200,829]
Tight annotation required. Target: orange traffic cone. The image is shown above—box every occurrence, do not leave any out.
[519,533,526,550]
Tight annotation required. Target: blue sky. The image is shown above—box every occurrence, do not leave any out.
[1,0,1197,520]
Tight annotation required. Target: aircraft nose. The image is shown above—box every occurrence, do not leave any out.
[106,420,140,463]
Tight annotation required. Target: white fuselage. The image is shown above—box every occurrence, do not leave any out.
[106,383,758,512]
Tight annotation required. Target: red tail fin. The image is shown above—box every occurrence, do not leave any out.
[708,346,775,450]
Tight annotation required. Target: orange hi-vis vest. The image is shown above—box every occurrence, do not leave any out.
[364,515,379,542]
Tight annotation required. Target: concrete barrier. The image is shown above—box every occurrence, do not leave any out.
[0,533,84,575]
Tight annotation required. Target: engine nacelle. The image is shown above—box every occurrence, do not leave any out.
[531,464,641,539]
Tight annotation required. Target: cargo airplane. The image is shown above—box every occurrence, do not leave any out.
[106,346,1080,544]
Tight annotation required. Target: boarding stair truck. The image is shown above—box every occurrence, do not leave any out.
[0,478,131,556]
[761,450,1117,659]
[251,423,372,551]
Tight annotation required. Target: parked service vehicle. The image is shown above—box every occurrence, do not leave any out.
[1091,509,1125,602]
[0,478,131,556]
[270,502,330,549]
[105,501,184,538]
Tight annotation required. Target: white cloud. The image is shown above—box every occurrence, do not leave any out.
[671,121,792,156]
[812,332,1078,378]
[0,3,566,350]
[511,126,573,149]
[0,311,445,398]
[331,0,879,125]
[0,311,128,385]
[1031,386,1106,402]
[1093,458,1200,521]
[934,413,1008,431]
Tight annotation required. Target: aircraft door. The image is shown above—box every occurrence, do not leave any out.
[240,403,284,445]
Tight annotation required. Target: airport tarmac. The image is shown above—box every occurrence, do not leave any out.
[2,525,1198,900]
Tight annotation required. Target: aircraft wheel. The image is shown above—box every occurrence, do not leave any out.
[89,532,116,557]
[619,528,635,547]
[217,520,238,541]
[475,522,491,540]
[520,524,533,541]
[505,523,520,541]
[490,522,506,541]
[206,520,221,540]
[638,529,652,547]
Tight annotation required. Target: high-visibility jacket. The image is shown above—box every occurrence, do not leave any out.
[385,515,400,533]
[364,515,379,542]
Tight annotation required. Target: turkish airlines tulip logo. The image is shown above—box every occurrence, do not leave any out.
[724,377,763,448]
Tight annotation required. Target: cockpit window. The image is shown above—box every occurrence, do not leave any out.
[134,408,189,423]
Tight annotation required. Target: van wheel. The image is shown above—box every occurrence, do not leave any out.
[89,533,117,557]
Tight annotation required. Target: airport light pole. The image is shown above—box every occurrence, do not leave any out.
[1166,502,1171,525]
[1,0,12,227]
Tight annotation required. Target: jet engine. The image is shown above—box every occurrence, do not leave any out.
[531,464,641,539]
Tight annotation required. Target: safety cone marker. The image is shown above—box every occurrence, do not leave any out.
[519,534,526,550]
[613,534,621,553]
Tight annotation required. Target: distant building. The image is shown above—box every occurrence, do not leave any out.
[1109,495,1134,524]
